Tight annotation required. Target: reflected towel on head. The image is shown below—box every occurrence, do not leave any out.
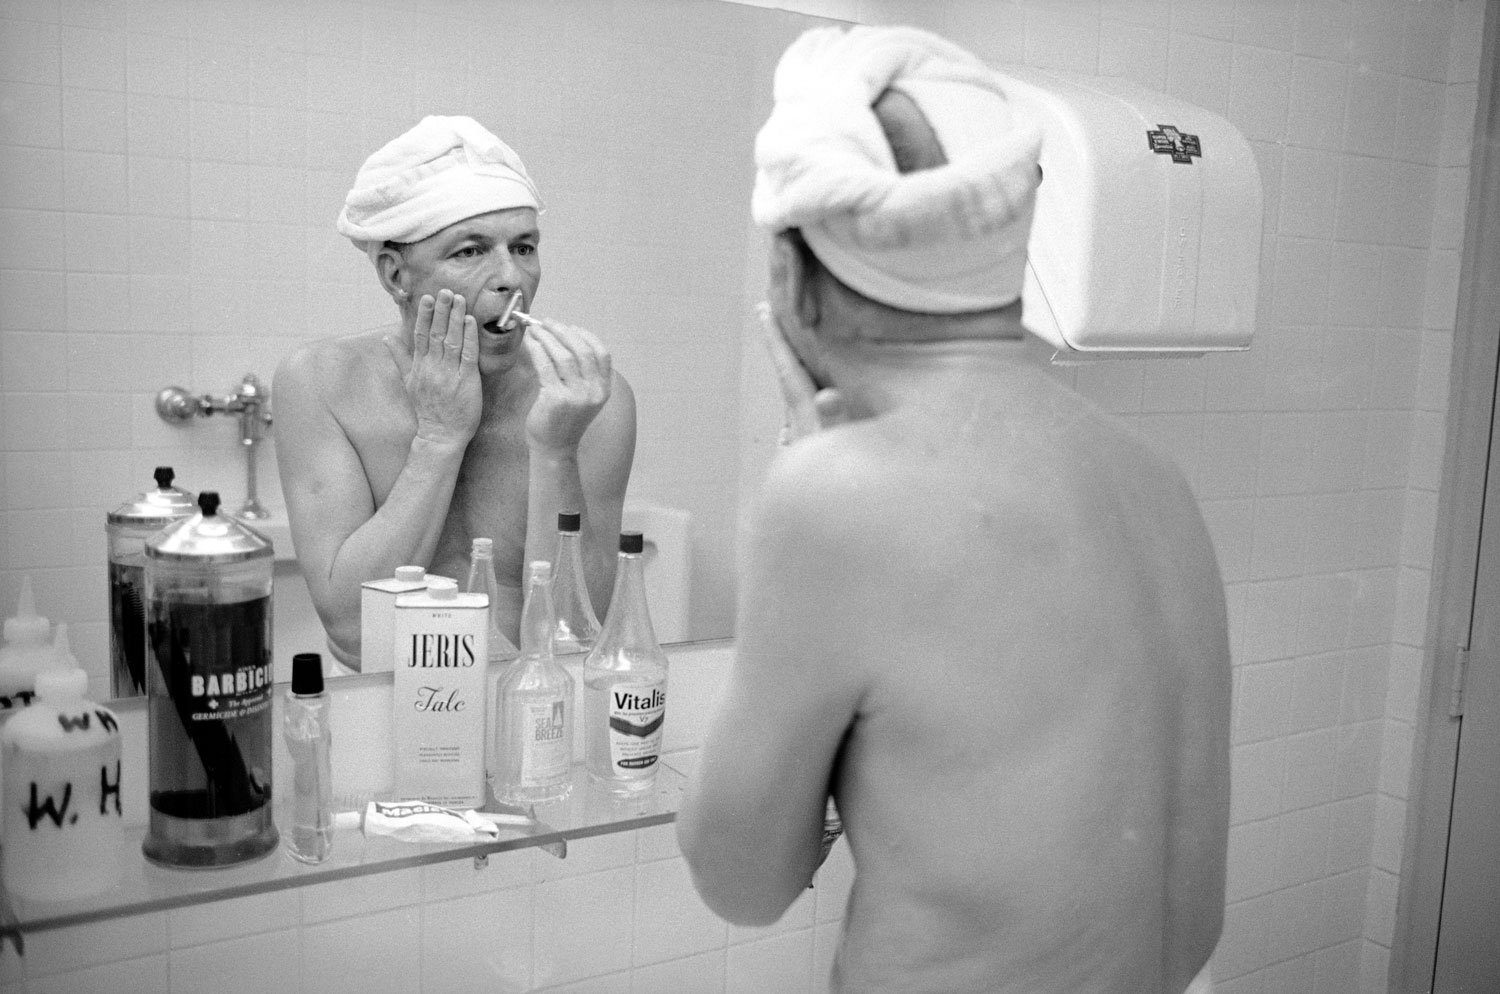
[752,25,1042,314]
[337,115,543,261]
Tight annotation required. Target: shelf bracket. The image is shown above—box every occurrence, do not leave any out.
[0,890,24,956]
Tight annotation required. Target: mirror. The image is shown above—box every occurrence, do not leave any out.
[0,1,826,700]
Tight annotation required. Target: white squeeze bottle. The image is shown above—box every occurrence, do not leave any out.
[495,561,574,804]
[0,668,124,902]
[0,577,57,708]
[584,532,668,792]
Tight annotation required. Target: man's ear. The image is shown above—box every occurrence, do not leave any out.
[374,244,409,303]
[768,230,821,334]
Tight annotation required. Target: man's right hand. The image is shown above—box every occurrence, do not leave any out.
[757,302,848,445]
[384,288,482,447]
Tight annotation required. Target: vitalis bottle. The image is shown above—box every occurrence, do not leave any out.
[584,532,668,792]
[142,491,278,868]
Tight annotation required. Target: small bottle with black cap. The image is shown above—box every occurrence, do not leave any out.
[583,532,669,792]
[552,511,601,653]
[283,652,333,864]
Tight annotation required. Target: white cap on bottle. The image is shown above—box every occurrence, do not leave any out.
[395,565,425,582]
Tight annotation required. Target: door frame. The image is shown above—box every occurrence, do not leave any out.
[1390,6,1500,992]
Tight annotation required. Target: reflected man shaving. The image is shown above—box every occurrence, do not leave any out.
[275,116,635,671]
[678,27,1228,994]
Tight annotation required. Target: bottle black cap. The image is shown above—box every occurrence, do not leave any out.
[154,466,175,489]
[291,653,324,695]
[620,531,644,554]
[558,511,581,533]
[198,491,220,516]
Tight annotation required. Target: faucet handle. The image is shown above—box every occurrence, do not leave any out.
[155,386,203,424]
[238,372,266,400]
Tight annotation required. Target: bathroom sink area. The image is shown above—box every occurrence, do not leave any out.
[0,759,686,950]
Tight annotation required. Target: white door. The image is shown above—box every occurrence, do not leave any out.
[1433,372,1500,991]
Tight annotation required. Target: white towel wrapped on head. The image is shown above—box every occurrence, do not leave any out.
[753,26,1042,314]
[337,115,543,262]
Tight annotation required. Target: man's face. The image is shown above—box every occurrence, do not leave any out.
[397,206,542,376]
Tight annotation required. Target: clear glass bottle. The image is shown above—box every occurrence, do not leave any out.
[283,652,332,864]
[552,511,600,654]
[584,532,668,792]
[464,537,519,664]
[494,562,574,804]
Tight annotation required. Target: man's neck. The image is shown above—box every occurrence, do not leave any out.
[830,333,1038,415]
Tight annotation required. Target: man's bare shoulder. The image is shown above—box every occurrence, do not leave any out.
[750,422,928,560]
[276,327,397,396]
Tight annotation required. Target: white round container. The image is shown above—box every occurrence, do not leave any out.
[0,668,124,903]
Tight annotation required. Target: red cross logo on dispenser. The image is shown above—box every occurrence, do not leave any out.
[1147,125,1202,164]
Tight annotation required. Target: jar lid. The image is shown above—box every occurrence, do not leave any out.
[146,491,273,563]
[108,466,197,525]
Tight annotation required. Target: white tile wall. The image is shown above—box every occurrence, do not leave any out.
[0,0,763,663]
[1,0,1485,990]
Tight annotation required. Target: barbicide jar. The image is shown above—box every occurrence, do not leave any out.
[142,490,278,867]
[106,466,195,698]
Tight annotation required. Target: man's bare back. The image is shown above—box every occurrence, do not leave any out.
[683,347,1229,994]
[681,29,1228,991]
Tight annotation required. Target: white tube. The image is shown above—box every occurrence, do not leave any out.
[333,800,534,843]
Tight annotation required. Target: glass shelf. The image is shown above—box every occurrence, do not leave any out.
[0,762,685,952]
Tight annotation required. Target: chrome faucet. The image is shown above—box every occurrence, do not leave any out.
[155,373,274,520]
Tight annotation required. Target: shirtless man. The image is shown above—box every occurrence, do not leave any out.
[678,27,1228,994]
[275,116,635,669]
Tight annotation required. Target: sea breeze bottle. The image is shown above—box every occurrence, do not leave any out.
[494,562,575,804]
[465,537,520,664]
[584,532,668,792]
[283,652,333,864]
[552,511,600,654]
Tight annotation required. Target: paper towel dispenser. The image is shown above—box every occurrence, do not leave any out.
[991,66,1263,358]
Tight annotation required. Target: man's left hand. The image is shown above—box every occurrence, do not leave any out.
[521,318,613,454]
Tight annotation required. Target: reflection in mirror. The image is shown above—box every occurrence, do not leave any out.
[0,1,824,700]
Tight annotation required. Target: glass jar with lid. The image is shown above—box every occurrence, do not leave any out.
[141,491,278,868]
[106,467,195,697]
